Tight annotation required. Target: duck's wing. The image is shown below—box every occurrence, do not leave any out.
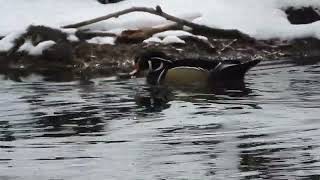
[209,59,261,81]
[164,66,209,87]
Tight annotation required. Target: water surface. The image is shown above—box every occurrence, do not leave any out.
[0,59,320,180]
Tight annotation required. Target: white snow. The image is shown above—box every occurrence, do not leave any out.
[0,0,199,36]
[30,41,56,55]
[18,40,56,55]
[162,36,185,44]
[87,37,116,45]
[0,26,78,53]
[153,30,194,38]
[196,36,209,41]
[61,28,79,42]
[1,0,320,47]
[106,28,128,36]
[153,30,209,40]
[0,30,26,52]
[143,37,162,44]
[144,30,209,45]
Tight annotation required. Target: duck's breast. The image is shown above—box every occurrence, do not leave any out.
[164,67,209,86]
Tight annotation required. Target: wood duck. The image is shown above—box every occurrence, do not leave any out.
[130,50,261,87]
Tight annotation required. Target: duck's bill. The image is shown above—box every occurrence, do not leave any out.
[129,63,139,77]
[129,69,149,78]
[129,69,138,76]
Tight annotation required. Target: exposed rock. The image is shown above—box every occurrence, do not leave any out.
[43,42,74,62]
[285,7,320,24]
[8,25,68,56]
[97,0,124,4]
[25,25,68,44]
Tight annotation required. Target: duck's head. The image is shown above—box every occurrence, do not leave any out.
[130,50,173,84]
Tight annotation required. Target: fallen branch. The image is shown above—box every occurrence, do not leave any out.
[217,39,237,54]
[75,22,181,42]
[63,6,253,41]
[116,23,182,43]
[76,31,117,40]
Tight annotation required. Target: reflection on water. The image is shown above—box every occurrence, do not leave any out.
[0,59,320,179]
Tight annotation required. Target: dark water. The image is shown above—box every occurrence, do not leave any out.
[0,59,320,180]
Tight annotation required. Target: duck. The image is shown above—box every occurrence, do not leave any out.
[130,50,261,87]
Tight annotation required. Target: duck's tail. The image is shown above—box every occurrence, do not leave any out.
[210,59,261,81]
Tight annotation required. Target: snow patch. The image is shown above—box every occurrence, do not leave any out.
[61,28,79,42]
[162,36,185,44]
[2,0,320,42]
[153,30,194,38]
[106,28,128,35]
[0,30,26,52]
[153,30,209,40]
[143,37,162,44]
[196,35,209,41]
[18,40,56,56]
[87,37,115,45]
[144,30,208,45]
[143,35,186,45]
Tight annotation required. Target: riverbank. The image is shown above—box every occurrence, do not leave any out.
[1,0,320,81]
[1,32,320,81]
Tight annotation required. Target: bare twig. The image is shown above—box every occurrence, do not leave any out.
[217,39,237,54]
[62,6,253,41]
[62,7,153,29]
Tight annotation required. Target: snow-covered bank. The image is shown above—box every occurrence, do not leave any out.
[1,0,320,40]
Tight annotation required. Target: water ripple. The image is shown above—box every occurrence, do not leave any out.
[0,60,319,179]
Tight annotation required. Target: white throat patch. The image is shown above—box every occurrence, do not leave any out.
[148,60,153,72]
[151,57,173,63]
[157,69,166,84]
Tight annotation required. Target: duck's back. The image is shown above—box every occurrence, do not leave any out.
[171,58,222,70]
